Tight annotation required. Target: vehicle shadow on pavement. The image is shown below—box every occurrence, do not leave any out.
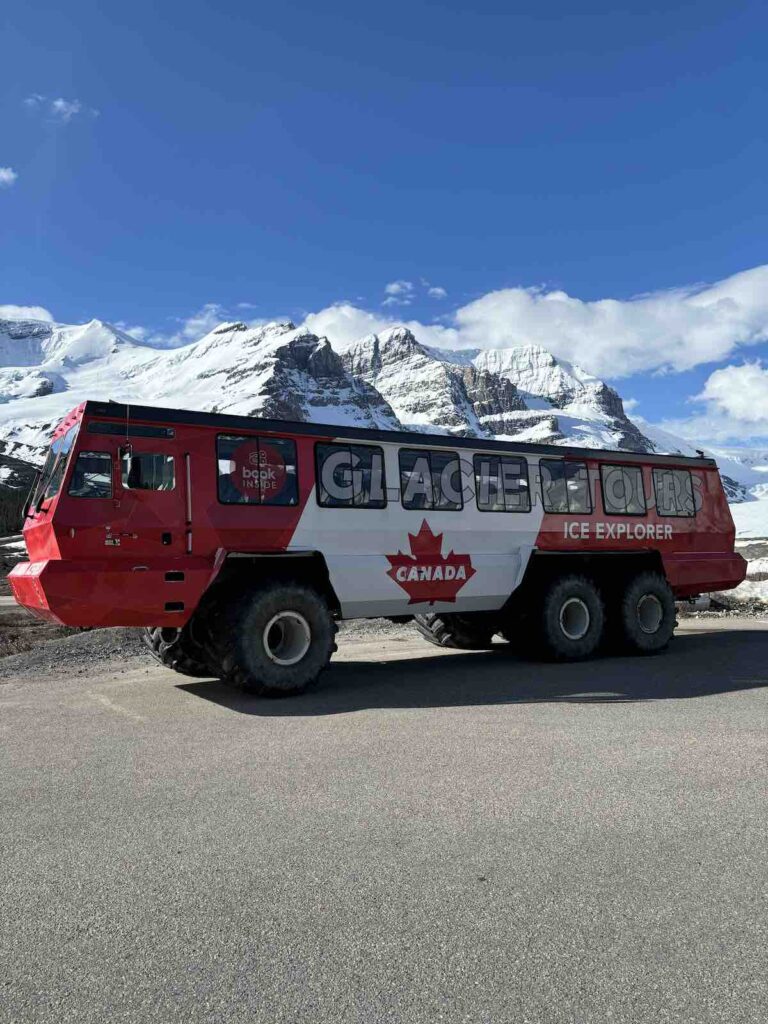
[177,628,768,716]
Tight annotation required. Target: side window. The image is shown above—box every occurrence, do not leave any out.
[541,460,591,513]
[654,468,695,517]
[69,452,113,498]
[121,453,175,492]
[601,464,646,515]
[315,444,386,508]
[217,435,298,506]
[41,424,79,503]
[400,449,463,511]
[474,455,530,512]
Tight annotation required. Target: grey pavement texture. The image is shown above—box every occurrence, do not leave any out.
[1,620,767,1024]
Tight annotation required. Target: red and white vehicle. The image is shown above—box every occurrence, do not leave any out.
[10,400,747,695]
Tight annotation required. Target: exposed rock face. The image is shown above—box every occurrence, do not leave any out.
[342,328,488,435]
[341,328,651,450]
[0,443,38,491]
[468,344,650,451]
[454,365,541,437]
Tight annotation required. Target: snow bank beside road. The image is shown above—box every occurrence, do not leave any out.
[731,498,768,540]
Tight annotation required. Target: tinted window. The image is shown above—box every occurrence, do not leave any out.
[89,422,175,439]
[474,455,530,512]
[400,449,462,511]
[653,468,695,517]
[217,435,298,506]
[121,453,175,492]
[69,452,113,498]
[316,444,386,508]
[37,424,79,505]
[601,464,646,515]
[541,460,591,513]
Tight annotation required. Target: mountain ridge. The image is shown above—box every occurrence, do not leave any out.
[0,314,763,511]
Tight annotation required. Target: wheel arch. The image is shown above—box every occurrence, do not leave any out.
[203,551,342,616]
[513,549,667,603]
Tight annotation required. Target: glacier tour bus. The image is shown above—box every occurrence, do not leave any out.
[10,400,747,695]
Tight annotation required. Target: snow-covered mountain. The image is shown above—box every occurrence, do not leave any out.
[0,316,653,465]
[0,317,400,464]
[1,312,767,538]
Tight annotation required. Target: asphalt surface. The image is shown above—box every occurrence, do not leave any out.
[1,620,767,1024]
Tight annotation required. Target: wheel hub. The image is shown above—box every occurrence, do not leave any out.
[263,611,311,666]
[637,594,663,634]
[559,597,591,641]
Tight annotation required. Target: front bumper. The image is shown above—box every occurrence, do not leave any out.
[8,558,215,628]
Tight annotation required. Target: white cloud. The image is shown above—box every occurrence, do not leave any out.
[0,304,53,321]
[696,362,768,423]
[170,303,230,344]
[653,361,768,444]
[383,280,415,307]
[384,280,414,297]
[113,322,149,342]
[449,267,768,377]
[24,94,97,123]
[303,304,393,347]
[0,167,18,188]
[622,398,639,413]
[301,265,768,378]
[50,98,83,122]
[129,303,266,348]
[382,279,447,305]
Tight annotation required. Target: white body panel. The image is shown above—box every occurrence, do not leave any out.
[289,446,544,619]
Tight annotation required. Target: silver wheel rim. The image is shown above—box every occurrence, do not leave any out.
[559,597,590,641]
[263,611,311,666]
[637,594,663,634]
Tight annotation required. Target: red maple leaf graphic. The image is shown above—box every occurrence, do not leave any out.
[386,520,476,605]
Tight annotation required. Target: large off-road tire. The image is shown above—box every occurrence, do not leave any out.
[142,625,215,679]
[212,582,337,697]
[616,571,677,654]
[537,575,605,661]
[414,612,497,650]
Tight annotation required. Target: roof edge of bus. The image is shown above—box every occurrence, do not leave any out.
[79,399,719,469]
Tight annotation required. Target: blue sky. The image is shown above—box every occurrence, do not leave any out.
[2,0,767,444]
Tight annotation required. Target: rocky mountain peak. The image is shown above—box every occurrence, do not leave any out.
[0,312,661,467]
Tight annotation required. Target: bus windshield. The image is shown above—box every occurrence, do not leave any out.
[29,423,80,513]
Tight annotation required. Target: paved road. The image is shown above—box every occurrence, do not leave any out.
[1,620,767,1024]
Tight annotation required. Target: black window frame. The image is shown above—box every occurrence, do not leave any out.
[68,450,114,499]
[473,454,531,513]
[539,458,593,515]
[653,467,696,519]
[216,434,299,506]
[120,451,176,492]
[399,448,464,512]
[314,442,387,510]
[600,463,647,517]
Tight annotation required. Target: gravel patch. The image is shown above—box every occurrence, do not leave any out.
[0,627,148,682]
[0,619,418,683]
